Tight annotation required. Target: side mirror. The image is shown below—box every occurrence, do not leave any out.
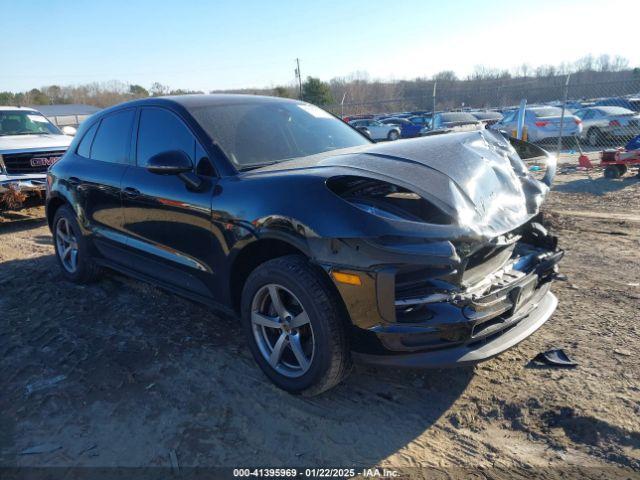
[146,150,193,175]
[62,126,77,136]
[146,150,204,191]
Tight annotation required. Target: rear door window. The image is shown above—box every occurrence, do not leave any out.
[90,109,135,164]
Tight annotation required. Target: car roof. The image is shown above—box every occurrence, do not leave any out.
[89,94,307,120]
[160,93,303,108]
[585,106,634,114]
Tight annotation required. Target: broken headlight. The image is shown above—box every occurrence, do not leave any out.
[326,175,451,224]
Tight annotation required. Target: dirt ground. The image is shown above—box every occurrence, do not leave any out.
[0,168,639,478]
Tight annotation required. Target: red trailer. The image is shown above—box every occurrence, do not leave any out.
[600,148,640,179]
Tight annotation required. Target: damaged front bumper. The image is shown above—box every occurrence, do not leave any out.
[318,221,564,368]
[354,291,558,367]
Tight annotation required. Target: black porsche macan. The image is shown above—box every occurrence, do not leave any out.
[46,94,563,395]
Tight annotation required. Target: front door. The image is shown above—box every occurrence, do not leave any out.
[120,106,217,298]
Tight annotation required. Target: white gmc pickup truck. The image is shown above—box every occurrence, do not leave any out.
[0,106,75,208]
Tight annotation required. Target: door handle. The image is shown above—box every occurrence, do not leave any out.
[67,176,81,186]
[123,187,141,197]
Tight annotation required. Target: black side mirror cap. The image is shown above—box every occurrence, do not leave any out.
[146,150,193,175]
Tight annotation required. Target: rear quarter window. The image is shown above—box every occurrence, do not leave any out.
[76,122,99,158]
[90,109,135,164]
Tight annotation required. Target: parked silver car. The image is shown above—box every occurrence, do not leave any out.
[349,119,401,141]
[573,106,640,146]
[491,106,582,142]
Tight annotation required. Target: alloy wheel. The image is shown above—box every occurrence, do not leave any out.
[55,217,79,273]
[251,284,315,378]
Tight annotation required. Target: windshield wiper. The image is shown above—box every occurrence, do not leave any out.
[238,160,283,171]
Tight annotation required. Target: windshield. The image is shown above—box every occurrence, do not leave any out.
[188,100,371,169]
[0,110,62,136]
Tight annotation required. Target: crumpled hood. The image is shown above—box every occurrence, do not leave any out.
[339,130,551,236]
[0,134,72,153]
[257,130,553,240]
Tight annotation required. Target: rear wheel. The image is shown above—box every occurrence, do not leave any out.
[387,130,400,141]
[241,255,351,395]
[52,205,101,283]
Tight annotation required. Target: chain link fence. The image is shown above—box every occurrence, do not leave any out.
[326,74,640,163]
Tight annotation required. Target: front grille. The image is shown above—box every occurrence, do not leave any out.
[2,150,66,174]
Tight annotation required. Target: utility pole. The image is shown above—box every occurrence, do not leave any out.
[556,73,571,156]
[431,80,437,123]
[295,58,303,100]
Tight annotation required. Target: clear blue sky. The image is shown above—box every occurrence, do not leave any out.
[2,0,639,92]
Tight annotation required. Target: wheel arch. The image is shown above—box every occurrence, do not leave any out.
[228,235,348,322]
[229,236,309,313]
[46,194,69,229]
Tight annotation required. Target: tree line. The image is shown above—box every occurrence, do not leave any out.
[1,54,638,115]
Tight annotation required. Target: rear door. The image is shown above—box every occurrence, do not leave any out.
[69,108,135,260]
[120,106,218,298]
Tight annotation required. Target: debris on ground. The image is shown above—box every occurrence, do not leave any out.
[532,349,578,368]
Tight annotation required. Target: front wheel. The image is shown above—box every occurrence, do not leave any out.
[387,130,400,141]
[241,255,351,395]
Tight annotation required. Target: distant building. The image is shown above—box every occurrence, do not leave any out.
[28,104,101,128]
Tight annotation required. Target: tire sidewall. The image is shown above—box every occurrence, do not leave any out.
[241,261,336,393]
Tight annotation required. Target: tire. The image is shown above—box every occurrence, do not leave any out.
[587,128,602,147]
[617,164,628,177]
[52,205,101,283]
[241,255,351,395]
[387,129,400,141]
[604,165,621,179]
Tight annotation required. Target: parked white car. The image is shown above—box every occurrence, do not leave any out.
[0,107,74,207]
[349,119,401,141]
[573,106,640,146]
[491,106,582,142]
